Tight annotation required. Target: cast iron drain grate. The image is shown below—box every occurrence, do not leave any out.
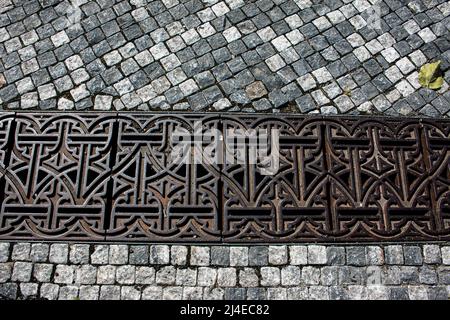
[0,112,448,242]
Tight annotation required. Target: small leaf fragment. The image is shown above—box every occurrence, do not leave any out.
[418,61,444,90]
[427,76,444,90]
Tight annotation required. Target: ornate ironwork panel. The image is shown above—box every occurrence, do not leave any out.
[0,113,15,216]
[220,115,450,242]
[0,112,448,242]
[0,113,116,240]
[221,115,332,241]
[324,118,448,241]
[420,120,450,237]
[105,114,222,241]
[0,113,14,175]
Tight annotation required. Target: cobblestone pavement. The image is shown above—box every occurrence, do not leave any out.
[0,242,449,300]
[0,0,449,116]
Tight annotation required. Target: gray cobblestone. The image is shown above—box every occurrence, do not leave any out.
[40,283,59,300]
[197,267,217,287]
[239,268,259,287]
[12,262,32,282]
[30,244,49,262]
[249,246,268,266]
[91,245,109,265]
[399,266,420,284]
[203,287,224,300]
[419,266,438,285]
[427,286,448,300]
[49,244,68,264]
[75,265,97,285]
[69,244,90,264]
[390,286,409,300]
[302,266,321,285]
[54,265,74,284]
[366,285,389,300]
[367,266,383,285]
[326,247,345,265]
[12,243,30,261]
[247,287,267,300]
[308,245,327,265]
[217,268,237,287]
[267,287,287,300]
[100,285,121,300]
[136,266,155,285]
[281,266,301,286]
[290,246,307,265]
[58,285,79,300]
[260,267,280,287]
[109,245,128,265]
[121,286,141,300]
[366,246,384,265]
[346,247,366,266]
[156,266,176,285]
[269,246,288,265]
[150,245,170,265]
[423,245,442,264]
[97,265,116,285]
[230,247,248,266]
[321,266,339,286]
[142,286,163,300]
[442,247,450,265]
[211,246,230,266]
[183,286,203,300]
[287,287,308,300]
[385,245,404,265]
[79,285,99,300]
[0,242,448,300]
[163,286,183,300]
[129,246,149,265]
[339,266,366,285]
[408,286,428,300]
[190,246,210,266]
[437,267,450,285]
[20,282,38,298]
[176,268,197,286]
[0,243,10,263]
[404,246,423,266]
[0,263,12,283]
[171,246,188,265]
[33,263,53,283]
[116,265,135,284]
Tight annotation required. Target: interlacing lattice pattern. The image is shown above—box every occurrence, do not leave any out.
[0,112,448,242]
[0,0,449,116]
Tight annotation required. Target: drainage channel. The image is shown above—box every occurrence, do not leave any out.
[0,112,448,242]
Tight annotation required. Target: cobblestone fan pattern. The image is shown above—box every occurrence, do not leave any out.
[0,242,449,300]
[0,112,449,242]
[0,0,449,116]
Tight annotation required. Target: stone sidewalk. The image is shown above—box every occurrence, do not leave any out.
[0,242,449,300]
[0,0,449,116]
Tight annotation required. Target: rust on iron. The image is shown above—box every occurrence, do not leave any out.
[0,112,448,242]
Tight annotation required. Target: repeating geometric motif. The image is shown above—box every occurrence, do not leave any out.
[0,112,448,242]
[0,113,116,240]
[221,116,450,242]
[221,115,332,241]
[325,118,449,241]
[106,114,222,241]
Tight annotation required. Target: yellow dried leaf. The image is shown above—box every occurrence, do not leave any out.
[427,76,444,90]
[418,61,444,90]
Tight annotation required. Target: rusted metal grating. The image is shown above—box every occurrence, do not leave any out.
[0,112,448,242]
